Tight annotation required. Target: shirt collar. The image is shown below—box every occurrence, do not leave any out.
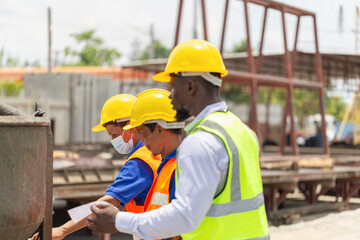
[127,140,145,158]
[164,149,177,161]
[157,148,177,175]
[185,101,228,133]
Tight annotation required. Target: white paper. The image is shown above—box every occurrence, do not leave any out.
[67,201,95,223]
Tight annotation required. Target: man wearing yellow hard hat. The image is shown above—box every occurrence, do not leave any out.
[41,94,161,240]
[89,89,183,240]
[88,39,269,240]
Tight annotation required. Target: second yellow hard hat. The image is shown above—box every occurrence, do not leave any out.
[123,89,179,130]
[92,94,136,132]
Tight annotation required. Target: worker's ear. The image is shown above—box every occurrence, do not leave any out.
[186,79,197,96]
[156,124,165,137]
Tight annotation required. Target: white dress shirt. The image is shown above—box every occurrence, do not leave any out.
[115,101,229,240]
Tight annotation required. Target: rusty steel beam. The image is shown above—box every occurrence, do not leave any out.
[244,0,260,137]
[291,16,301,72]
[281,7,298,156]
[200,0,208,41]
[225,70,323,88]
[220,0,230,54]
[313,15,329,155]
[256,7,268,73]
[245,0,315,16]
[174,0,184,47]
[279,100,289,155]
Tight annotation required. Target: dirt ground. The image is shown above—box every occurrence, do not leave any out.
[270,208,360,240]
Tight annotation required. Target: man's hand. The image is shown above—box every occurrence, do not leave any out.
[87,201,119,235]
[30,227,66,240]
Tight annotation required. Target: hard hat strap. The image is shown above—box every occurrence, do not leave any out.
[144,119,185,129]
[180,72,222,87]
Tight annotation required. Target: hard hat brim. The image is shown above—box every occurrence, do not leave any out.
[92,123,106,132]
[153,72,171,82]
[123,123,136,130]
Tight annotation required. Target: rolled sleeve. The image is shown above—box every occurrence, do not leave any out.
[106,158,154,205]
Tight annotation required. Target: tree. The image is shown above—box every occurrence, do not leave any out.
[325,95,347,121]
[232,39,247,53]
[139,40,170,60]
[0,80,23,97]
[23,60,41,67]
[5,56,20,67]
[63,30,121,66]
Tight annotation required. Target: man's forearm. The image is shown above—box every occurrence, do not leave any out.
[59,195,121,236]
[59,218,88,236]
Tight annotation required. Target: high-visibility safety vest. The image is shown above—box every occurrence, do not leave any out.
[125,145,161,213]
[144,157,176,212]
[176,111,269,240]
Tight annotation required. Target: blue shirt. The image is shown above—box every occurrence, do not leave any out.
[156,149,177,201]
[106,141,154,205]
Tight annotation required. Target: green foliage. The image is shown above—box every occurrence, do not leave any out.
[325,96,347,121]
[2,55,40,67]
[232,39,247,53]
[0,80,23,97]
[5,56,20,67]
[257,88,286,104]
[221,85,347,123]
[23,60,41,67]
[64,30,121,66]
[221,85,251,103]
[139,40,170,60]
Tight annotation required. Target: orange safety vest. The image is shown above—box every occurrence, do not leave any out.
[144,157,176,212]
[124,145,161,213]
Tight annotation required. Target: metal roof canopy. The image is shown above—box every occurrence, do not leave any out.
[124,51,360,87]
[125,0,340,160]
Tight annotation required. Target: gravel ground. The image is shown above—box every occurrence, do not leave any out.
[270,208,360,240]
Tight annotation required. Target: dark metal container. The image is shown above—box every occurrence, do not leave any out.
[0,113,53,239]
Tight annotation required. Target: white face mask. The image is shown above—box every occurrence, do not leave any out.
[111,132,134,154]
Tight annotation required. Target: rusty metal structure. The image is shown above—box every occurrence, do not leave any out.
[0,104,53,240]
[174,0,328,159]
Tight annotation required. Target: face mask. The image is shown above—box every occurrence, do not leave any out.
[111,132,134,154]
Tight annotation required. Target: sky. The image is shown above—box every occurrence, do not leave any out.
[0,0,359,67]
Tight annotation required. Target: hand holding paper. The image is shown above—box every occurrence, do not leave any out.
[67,201,95,223]
[87,201,119,234]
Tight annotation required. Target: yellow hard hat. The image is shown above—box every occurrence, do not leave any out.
[92,94,136,132]
[153,39,228,82]
[123,89,181,130]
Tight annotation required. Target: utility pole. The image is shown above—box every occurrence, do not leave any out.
[193,0,198,39]
[356,7,360,54]
[338,5,343,33]
[149,24,155,59]
[48,7,52,73]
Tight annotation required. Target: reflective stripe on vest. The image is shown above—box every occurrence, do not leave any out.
[145,157,176,212]
[177,111,269,240]
[124,145,161,213]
